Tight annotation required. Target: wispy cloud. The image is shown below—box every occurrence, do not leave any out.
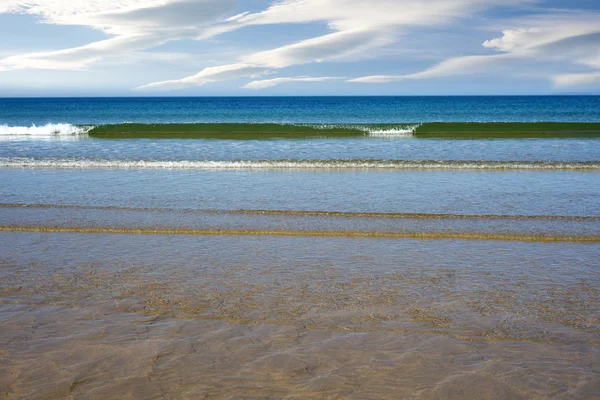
[351,10,600,88]
[243,76,344,89]
[3,34,167,70]
[349,54,513,82]
[553,72,600,87]
[137,63,269,91]
[0,0,236,70]
[2,1,599,92]
[139,0,528,90]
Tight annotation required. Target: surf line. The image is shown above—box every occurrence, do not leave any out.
[2,159,600,170]
[1,225,599,242]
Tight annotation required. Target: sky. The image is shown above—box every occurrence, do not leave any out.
[0,0,599,96]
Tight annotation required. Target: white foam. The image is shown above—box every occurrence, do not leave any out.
[0,123,92,137]
[1,158,598,171]
[302,124,419,137]
[366,125,420,137]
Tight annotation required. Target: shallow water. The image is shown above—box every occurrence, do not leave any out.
[2,136,600,162]
[1,232,599,398]
[1,96,599,398]
[1,168,599,217]
[3,303,598,399]
[1,205,599,240]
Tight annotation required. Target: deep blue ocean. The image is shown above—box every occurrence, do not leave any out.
[1,96,599,125]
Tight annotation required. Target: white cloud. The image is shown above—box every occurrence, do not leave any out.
[141,0,527,90]
[244,28,393,68]
[553,72,600,87]
[482,13,600,53]
[141,27,395,90]
[350,54,512,82]
[3,0,232,35]
[4,0,598,92]
[137,64,269,90]
[0,0,15,13]
[0,0,236,70]
[243,76,344,89]
[232,0,526,31]
[3,35,167,70]
[352,11,600,87]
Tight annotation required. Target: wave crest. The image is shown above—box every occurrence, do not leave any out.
[365,125,420,137]
[0,123,92,137]
[305,124,419,137]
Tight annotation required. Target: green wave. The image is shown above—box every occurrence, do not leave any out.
[85,122,600,139]
[88,123,370,139]
[415,122,600,138]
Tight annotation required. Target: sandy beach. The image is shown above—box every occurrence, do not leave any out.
[1,230,599,398]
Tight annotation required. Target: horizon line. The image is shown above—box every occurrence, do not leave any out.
[1,94,600,99]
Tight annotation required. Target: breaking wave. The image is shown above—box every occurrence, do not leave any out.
[1,158,598,171]
[3,122,600,139]
[0,123,92,137]
[306,124,419,137]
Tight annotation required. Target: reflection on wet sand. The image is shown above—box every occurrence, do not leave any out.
[1,232,599,398]
[1,303,598,399]
[2,256,599,343]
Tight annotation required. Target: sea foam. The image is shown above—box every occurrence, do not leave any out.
[365,125,420,137]
[0,123,92,137]
[306,124,419,137]
[1,158,598,171]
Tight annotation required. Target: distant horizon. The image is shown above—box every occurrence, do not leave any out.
[2,94,600,99]
[3,95,599,127]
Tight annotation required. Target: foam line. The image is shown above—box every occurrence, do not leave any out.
[1,158,599,170]
[0,123,92,136]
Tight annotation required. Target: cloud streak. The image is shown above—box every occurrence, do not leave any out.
[0,0,236,70]
[553,72,600,87]
[2,1,600,92]
[138,63,270,90]
[351,11,600,88]
[141,0,528,90]
[243,76,344,89]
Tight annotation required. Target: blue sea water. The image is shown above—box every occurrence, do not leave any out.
[0,96,599,217]
[1,97,600,398]
[1,96,599,125]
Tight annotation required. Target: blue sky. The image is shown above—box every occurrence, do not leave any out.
[0,0,599,96]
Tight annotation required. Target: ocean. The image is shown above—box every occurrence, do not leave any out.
[2,96,600,125]
[1,96,599,398]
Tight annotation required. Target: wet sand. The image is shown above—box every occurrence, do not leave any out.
[1,205,599,241]
[2,303,598,400]
[1,230,599,398]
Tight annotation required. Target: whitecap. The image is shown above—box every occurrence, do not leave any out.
[0,123,92,137]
